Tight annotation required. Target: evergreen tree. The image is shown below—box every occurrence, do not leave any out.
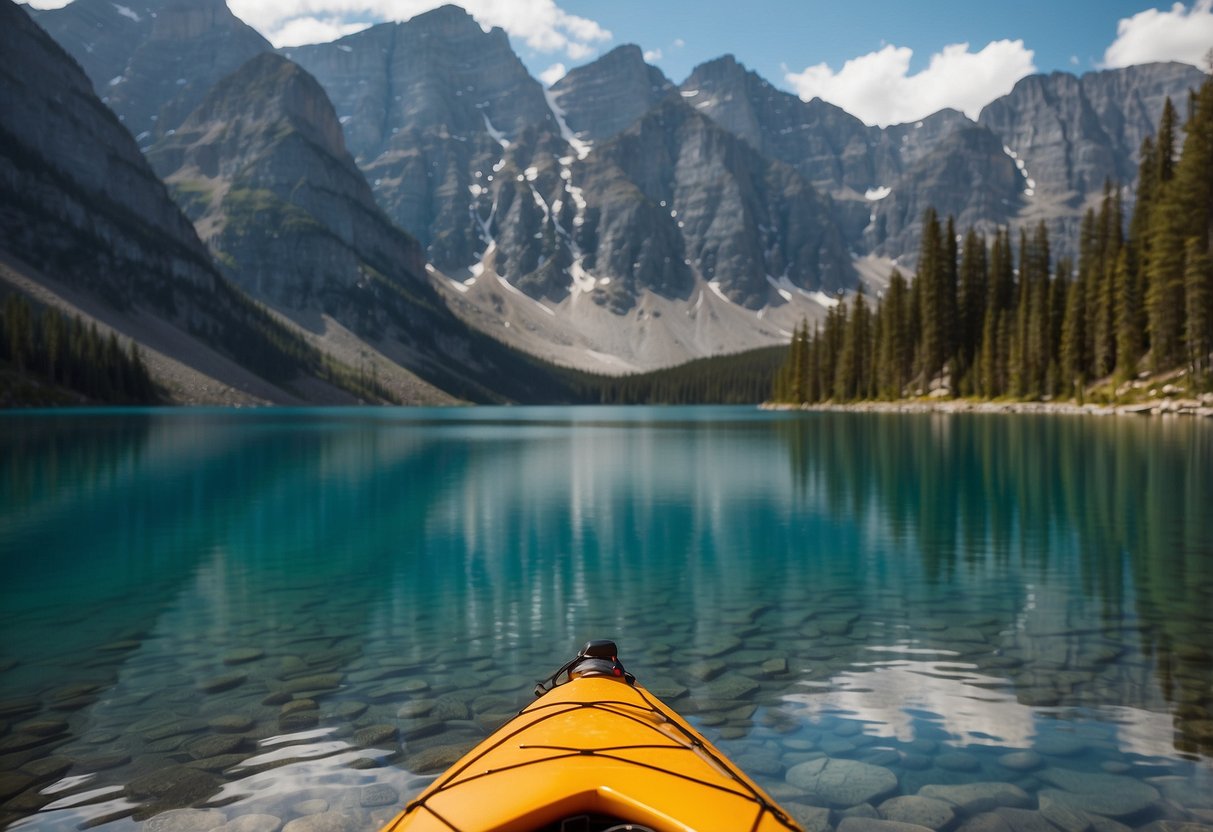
[916,208,948,386]
[1061,267,1087,399]
[956,229,988,390]
[1185,238,1212,382]
[1114,248,1143,380]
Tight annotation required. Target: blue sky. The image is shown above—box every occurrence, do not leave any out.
[30,0,1213,126]
[551,0,1157,85]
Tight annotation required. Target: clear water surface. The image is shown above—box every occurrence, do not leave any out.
[1,407,1211,831]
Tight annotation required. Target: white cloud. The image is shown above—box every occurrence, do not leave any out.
[784,40,1036,127]
[644,48,662,63]
[226,0,610,59]
[539,62,566,86]
[271,17,373,47]
[1103,0,1213,69]
[673,38,686,49]
[24,0,72,7]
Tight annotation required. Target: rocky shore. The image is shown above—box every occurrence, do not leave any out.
[763,394,1213,418]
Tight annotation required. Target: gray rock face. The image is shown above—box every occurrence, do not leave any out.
[145,51,561,402]
[978,63,1206,204]
[580,97,853,309]
[283,5,554,270]
[868,127,1024,257]
[34,0,272,145]
[550,45,674,143]
[148,52,429,309]
[27,0,158,95]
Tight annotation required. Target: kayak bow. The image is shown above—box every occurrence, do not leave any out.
[381,640,802,832]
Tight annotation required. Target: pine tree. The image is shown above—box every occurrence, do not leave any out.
[878,270,912,398]
[956,229,988,390]
[1185,238,1212,382]
[916,208,947,387]
[1061,267,1087,399]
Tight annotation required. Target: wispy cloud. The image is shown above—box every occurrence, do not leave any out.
[644,48,662,63]
[222,0,611,57]
[784,40,1036,127]
[539,62,566,86]
[1103,0,1213,69]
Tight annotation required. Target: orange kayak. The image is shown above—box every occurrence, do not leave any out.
[380,640,802,832]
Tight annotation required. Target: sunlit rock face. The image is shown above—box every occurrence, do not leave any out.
[33,0,272,145]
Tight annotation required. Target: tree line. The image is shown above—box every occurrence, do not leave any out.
[1,294,158,404]
[774,75,1213,404]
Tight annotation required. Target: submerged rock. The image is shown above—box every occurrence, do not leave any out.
[918,783,1032,815]
[281,812,355,832]
[786,758,898,807]
[1036,768,1160,819]
[879,796,956,829]
[144,809,227,832]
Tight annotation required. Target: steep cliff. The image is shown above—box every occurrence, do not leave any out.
[1,2,388,403]
[148,51,582,401]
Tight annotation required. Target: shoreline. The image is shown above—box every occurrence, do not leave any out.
[761,397,1213,417]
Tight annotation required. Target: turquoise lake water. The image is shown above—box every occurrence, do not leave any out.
[1,407,1211,831]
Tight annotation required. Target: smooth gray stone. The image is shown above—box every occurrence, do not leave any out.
[215,815,283,832]
[222,649,265,666]
[198,674,247,694]
[879,796,956,829]
[787,758,898,808]
[185,734,244,760]
[958,809,1057,832]
[1037,792,1094,832]
[125,765,221,804]
[998,751,1043,772]
[354,724,399,748]
[918,783,1032,815]
[282,812,354,832]
[783,803,831,832]
[1035,768,1160,818]
[840,819,933,832]
[144,809,227,832]
[358,784,399,808]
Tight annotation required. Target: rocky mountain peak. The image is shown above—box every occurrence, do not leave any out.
[150,0,242,40]
[549,43,673,142]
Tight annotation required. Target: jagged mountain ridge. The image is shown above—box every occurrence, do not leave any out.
[285,6,854,317]
[0,0,387,404]
[24,0,1211,374]
[31,0,272,146]
[145,50,590,402]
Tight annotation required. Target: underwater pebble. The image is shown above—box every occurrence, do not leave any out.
[879,796,956,830]
[222,649,265,666]
[291,800,329,817]
[354,724,399,748]
[215,814,283,832]
[958,808,1057,832]
[358,784,399,808]
[784,803,832,832]
[839,819,934,832]
[998,751,1043,772]
[198,674,247,694]
[144,809,228,832]
[406,743,473,773]
[918,783,1032,815]
[786,758,898,807]
[282,812,354,832]
[1036,768,1160,819]
[209,715,255,733]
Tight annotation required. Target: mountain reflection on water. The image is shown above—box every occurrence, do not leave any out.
[0,407,1210,831]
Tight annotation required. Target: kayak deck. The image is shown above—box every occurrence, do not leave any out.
[381,675,801,832]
